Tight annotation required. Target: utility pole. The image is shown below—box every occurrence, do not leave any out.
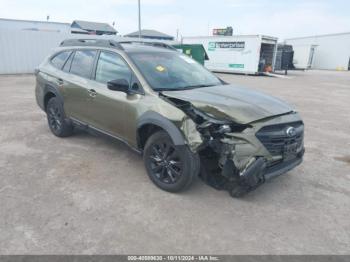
[138,0,141,39]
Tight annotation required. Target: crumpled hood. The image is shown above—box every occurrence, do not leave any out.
[162,84,294,124]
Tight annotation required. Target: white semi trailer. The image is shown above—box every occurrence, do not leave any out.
[183,35,278,74]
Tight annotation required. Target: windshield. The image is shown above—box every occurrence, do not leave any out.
[129,51,222,91]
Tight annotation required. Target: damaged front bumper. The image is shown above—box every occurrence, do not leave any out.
[198,116,305,198]
[200,148,304,198]
[221,150,304,197]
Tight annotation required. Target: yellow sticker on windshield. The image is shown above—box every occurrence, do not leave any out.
[156,65,166,72]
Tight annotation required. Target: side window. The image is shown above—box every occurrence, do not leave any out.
[63,52,74,72]
[70,50,97,78]
[51,51,71,69]
[95,51,132,84]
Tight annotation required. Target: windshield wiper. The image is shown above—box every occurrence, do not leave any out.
[181,84,215,89]
[154,84,216,92]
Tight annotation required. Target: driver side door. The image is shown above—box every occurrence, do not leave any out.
[88,51,139,140]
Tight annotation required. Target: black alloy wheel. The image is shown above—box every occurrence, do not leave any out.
[47,102,63,133]
[143,131,200,192]
[149,139,183,184]
[46,97,73,137]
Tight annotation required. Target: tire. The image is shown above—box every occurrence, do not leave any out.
[46,97,73,137]
[143,130,200,193]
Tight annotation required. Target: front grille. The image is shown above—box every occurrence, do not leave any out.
[256,121,304,156]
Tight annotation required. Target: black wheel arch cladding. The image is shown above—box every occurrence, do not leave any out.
[44,84,64,110]
[137,111,187,148]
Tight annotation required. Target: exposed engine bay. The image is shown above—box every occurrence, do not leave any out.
[161,93,271,197]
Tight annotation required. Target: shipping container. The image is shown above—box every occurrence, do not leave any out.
[182,35,278,74]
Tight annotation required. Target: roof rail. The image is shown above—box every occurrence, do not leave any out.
[60,39,124,50]
[117,41,176,51]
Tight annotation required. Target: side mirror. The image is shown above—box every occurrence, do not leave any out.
[107,79,130,93]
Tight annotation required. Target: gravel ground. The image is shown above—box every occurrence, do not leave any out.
[0,70,349,255]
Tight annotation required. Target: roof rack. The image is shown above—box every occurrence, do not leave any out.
[60,39,124,50]
[117,41,176,51]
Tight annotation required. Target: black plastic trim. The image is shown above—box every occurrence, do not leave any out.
[71,117,142,154]
[137,111,186,146]
[43,84,64,109]
[264,151,304,180]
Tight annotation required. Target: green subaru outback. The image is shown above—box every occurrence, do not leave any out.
[35,39,304,197]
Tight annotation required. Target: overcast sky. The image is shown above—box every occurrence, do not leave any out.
[0,0,349,40]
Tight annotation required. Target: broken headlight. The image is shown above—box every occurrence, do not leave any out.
[216,124,232,134]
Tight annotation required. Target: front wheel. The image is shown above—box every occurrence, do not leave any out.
[143,131,200,193]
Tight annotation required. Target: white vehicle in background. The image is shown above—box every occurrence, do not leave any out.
[183,35,278,75]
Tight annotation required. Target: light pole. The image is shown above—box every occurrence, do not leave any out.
[138,0,141,39]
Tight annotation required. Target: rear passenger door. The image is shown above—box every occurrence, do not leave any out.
[62,49,98,123]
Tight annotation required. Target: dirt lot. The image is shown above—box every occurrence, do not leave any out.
[0,71,349,255]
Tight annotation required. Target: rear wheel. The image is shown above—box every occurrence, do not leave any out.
[46,97,73,137]
[143,131,199,193]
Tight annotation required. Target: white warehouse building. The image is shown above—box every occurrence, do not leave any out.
[285,32,350,71]
[0,18,70,33]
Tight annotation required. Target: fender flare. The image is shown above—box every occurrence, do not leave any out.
[43,84,64,108]
[137,111,186,146]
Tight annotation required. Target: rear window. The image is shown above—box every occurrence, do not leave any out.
[70,50,97,78]
[63,53,74,72]
[51,51,71,69]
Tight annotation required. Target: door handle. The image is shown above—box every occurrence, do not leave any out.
[88,89,97,98]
